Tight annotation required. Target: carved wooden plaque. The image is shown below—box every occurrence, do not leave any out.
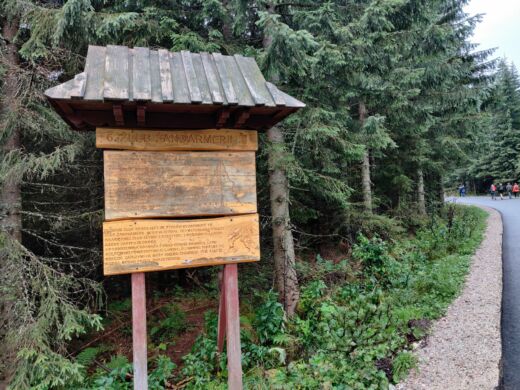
[104,150,257,220]
[103,214,260,275]
[96,128,258,151]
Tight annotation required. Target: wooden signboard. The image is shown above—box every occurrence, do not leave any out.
[103,214,260,275]
[96,128,258,151]
[103,150,257,220]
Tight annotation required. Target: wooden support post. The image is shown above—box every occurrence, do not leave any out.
[132,272,148,390]
[223,264,242,389]
[217,270,226,354]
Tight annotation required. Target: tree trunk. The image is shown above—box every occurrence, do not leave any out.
[417,168,426,215]
[359,102,372,212]
[1,18,21,387]
[1,20,22,242]
[267,126,299,316]
[221,0,232,41]
[438,175,445,204]
[261,3,299,316]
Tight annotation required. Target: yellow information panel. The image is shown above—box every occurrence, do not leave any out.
[96,128,258,151]
[103,150,257,220]
[103,214,260,275]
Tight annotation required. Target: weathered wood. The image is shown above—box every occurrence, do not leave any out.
[149,50,162,103]
[217,271,226,354]
[191,53,212,104]
[103,150,257,220]
[201,53,225,104]
[224,264,243,390]
[102,214,260,275]
[265,82,286,106]
[234,55,271,106]
[84,46,106,101]
[158,49,173,102]
[181,51,202,103]
[171,52,191,104]
[112,104,124,126]
[96,128,258,151]
[132,47,152,101]
[131,272,148,390]
[104,45,130,100]
[223,55,255,106]
[212,53,238,105]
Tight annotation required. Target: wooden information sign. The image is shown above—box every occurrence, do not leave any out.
[96,128,258,151]
[104,150,257,220]
[96,128,260,390]
[103,214,260,275]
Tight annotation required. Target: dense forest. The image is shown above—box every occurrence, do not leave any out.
[1,0,519,388]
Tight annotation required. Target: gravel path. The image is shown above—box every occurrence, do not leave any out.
[397,206,502,390]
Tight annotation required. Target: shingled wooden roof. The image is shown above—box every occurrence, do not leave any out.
[45,45,304,131]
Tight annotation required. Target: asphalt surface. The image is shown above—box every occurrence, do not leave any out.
[452,195,519,389]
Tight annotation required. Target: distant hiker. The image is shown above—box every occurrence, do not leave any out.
[458,183,466,197]
[498,183,505,200]
[507,183,513,199]
[514,183,520,198]
[490,183,497,200]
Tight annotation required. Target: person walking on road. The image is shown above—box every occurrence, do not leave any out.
[507,183,513,199]
[498,183,505,200]
[491,183,497,200]
[458,183,466,197]
[513,183,519,198]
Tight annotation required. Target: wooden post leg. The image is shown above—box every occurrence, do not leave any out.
[132,272,148,390]
[224,264,242,390]
[217,270,226,355]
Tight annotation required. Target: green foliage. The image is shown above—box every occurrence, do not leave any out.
[150,304,188,343]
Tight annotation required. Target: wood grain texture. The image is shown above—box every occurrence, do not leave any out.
[224,264,243,390]
[84,46,106,100]
[102,214,260,275]
[158,49,173,102]
[104,45,129,100]
[132,47,151,101]
[213,53,238,104]
[103,150,257,220]
[131,273,148,390]
[96,128,258,151]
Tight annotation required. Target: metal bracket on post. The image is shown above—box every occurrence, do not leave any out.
[132,272,148,390]
[217,264,243,390]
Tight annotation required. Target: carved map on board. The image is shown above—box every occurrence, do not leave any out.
[103,150,257,220]
[102,214,260,275]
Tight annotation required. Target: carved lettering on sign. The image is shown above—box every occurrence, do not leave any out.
[103,150,257,220]
[103,214,260,275]
[96,128,258,151]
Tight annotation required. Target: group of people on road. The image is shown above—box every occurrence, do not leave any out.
[490,182,520,200]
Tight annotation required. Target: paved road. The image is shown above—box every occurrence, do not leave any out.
[452,196,520,389]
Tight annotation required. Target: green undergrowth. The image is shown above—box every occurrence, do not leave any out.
[75,205,486,389]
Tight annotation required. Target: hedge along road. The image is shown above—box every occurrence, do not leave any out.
[454,195,519,389]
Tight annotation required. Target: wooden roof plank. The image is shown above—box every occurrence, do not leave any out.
[132,47,152,101]
[222,55,255,107]
[191,53,213,104]
[213,52,238,105]
[104,45,130,101]
[181,51,202,103]
[158,49,173,102]
[171,52,191,104]
[234,55,273,106]
[201,52,225,104]
[84,46,106,100]
[149,50,163,103]
[265,82,286,106]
